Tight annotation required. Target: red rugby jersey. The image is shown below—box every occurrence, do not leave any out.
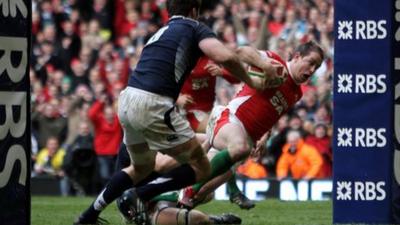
[228,51,302,142]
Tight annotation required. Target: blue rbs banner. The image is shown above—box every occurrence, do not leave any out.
[0,0,31,225]
[334,0,398,223]
[392,0,400,223]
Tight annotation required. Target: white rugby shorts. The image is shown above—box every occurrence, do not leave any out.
[118,87,195,150]
[206,104,253,148]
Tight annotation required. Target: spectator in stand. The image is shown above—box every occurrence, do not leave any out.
[57,20,82,73]
[32,100,68,149]
[267,7,285,37]
[34,136,69,196]
[64,88,93,148]
[305,123,332,178]
[262,113,306,166]
[38,0,56,27]
[119,9,139,38]
[68,121,94,155]
[91,0,113,33]
[82,19,106,50]
[63,121,97,196]
[32,10,41,37]
[33,39,62,85]
[88,92,122,185]
[69,59,90,89]
[297,88,319,120]
[313,103,331,125]
[78,46,96,74]
[276,129,323,180]
[288,114,308,137]
[237,158,268,179]
[280,8,307,43]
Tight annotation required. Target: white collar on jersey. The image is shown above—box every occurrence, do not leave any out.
[169,15,198,23]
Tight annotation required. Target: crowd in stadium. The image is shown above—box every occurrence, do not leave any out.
[30,0,334,196]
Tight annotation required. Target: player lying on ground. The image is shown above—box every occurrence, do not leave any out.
[143,193,242,225]
[176,41,325,208]
[117,151,243,225]
[116,140,255,211]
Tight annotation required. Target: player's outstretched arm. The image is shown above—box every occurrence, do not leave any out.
[198,38,263,91]
[236,46,275,75]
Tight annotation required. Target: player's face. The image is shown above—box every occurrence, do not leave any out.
[291,51,323,84]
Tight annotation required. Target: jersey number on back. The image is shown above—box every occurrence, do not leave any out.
[145,26,169,46]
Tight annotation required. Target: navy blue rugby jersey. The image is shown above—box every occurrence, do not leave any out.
[127,16,216,100]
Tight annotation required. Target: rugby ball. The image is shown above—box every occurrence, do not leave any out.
[247,59,289,88]
[247,65,265,78]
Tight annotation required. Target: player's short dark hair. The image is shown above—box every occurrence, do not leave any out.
[290,41,325,61]
[167,0,202,17]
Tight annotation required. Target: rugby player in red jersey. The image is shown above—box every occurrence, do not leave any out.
[177,55,257,209]
[179,41,325,207]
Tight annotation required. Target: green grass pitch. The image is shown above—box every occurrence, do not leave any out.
[32,196,332,225]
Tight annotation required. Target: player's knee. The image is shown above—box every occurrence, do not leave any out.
[129,148,156,167]
[172,139,202,163]
[191,146,211,182]
[127,145,156,170]
[174,142,210,182]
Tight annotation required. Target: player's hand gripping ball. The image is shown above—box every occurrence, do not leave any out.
[247,59,289,88]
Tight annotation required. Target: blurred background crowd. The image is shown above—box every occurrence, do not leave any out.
[30,0,334,196]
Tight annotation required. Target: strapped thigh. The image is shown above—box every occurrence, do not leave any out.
[176,208,190,225]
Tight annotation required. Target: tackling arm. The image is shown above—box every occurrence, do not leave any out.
[236,46,275,75]
[199,38,263,91]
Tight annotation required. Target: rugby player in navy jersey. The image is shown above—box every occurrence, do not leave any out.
[74,0,265,224]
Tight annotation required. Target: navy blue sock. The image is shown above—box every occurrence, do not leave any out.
[136,164,196,201]
[81,171,133,220]
[136,171,161,187]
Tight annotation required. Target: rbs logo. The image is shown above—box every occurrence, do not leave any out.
[336,181,386,201]
[338,20,387,40]
[337,127,386,148]
[337,74,386,94]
